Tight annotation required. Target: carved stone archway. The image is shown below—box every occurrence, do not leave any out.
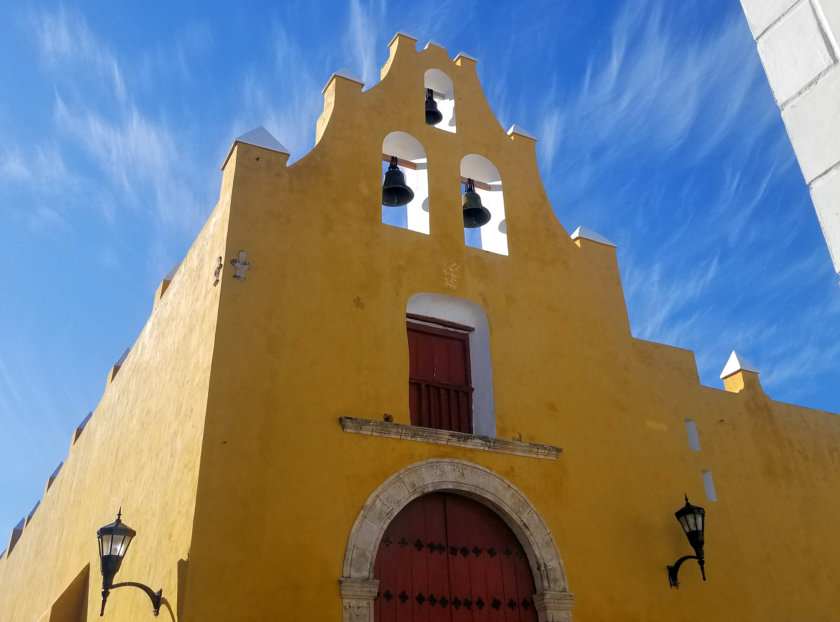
[340,459,574,622]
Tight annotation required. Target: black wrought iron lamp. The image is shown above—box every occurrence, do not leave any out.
[667,495,706,588]
[97,510,162,616]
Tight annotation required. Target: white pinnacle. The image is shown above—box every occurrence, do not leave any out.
[570,226,616,247]
[235,127,289,155]
[720,351,760,379]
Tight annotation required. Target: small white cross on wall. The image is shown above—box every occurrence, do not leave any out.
[230,250,253,280]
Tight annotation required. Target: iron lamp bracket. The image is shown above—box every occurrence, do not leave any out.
[100,581,162,616]
[667,554,706,588]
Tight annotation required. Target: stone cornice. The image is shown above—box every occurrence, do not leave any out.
[339,417,561,460]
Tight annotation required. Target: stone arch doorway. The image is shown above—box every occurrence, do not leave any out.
[340,459,574,622]
[374,492,538,621]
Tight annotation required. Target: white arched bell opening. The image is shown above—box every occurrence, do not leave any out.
[424,69,456,133]
[382,131,429,234]
[339,459,575,622]
[460,154,507,255]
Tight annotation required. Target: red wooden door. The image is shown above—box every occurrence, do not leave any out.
[407,322,473,433]
[374,493,538,622]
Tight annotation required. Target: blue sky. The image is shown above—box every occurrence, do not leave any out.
[2,0,839,538]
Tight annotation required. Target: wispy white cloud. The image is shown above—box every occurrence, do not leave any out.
[33,7,126,102]
[727,264,840,404]
[624,252,721,343]
[232,22,325,163]
[714,163,777,244]
[28,206,70,236]
[135,21,214,90]
[0,350,71,462]
[230,2,394,163]
[2,143,75,234]
[537,107,562,177]
[524,0,839,408]
[539,3,773,184]
[33,145,70,185]
[345,0,386,86]
[0,149,30,181]
[55,98,160,189]
[22,8,210,246]
[52,93,203,233]
[2,144,69,185]
[0,355,27,429]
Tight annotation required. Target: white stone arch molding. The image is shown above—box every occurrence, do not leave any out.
[339,459,575,622]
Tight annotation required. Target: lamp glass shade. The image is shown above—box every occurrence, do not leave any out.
[675,497,705,553]
[681,513,697,533]
[97,512,137,584]
[99,531,132,557]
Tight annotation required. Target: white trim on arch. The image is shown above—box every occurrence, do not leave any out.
[339,459,574,622]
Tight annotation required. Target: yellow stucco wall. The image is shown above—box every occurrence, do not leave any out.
[0,188,230,621]
[3,34,840,622]
[180,35,840,622]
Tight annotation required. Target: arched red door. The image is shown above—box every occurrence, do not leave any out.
[374,493,538,621]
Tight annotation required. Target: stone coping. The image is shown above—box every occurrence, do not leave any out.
[339,417,561,460]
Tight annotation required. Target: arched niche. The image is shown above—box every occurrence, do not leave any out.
[339,459,574,622]
[424,69,456,133]
[382,131,430,234]
[407,292,494,437]
[460,154,508,255]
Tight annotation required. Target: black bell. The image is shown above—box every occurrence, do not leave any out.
[382,156,415,207]
[425,88,443,126]
[462,178,491,228]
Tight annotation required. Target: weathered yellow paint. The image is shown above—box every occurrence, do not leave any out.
[2,34,840,622]
[722,369,762,394]
[0,193,229,620]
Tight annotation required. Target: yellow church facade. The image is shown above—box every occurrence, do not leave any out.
[2,34,840,622]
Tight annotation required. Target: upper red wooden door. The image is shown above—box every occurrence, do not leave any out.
[407,321,473,433]
[374,493,538,622]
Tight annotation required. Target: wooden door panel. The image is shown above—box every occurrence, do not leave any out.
[374,494,538,622]
[422,496,450,618]
[445,494,485,622]
[407,322,473,433]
